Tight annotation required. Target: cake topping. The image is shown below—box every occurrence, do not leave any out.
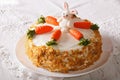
[58,2,79,32]
[45,16,59,26]
[69,29,83,40]
[27,29,35,39]
[26,2,99,47]
[78,38,90,46]
[46,29,62,46]
[69,29,90,46]
[74,21,92,29]
[35,25,53,34]
[37,15,45,24]
[91,24,99,30]
[74,21,99,30]
[51,29,62,41]
[46,39,57,46]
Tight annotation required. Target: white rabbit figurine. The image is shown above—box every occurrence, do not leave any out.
[58,2,80,32]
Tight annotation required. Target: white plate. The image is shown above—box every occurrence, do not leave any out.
[15,31,113,77]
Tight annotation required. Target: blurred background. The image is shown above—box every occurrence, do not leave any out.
[1,0,120,23]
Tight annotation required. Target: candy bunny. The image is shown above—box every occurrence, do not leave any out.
[58,2,80,32]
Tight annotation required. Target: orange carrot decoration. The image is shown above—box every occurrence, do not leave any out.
[45,16,59,26]
[69,29,90,46]
[69,29,83,40]
[46,29,62,46]
[35,25,53,34]
[74,21,91,29]
[51,29,61,41]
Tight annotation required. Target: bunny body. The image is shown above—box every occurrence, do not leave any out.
[58,13,83,32]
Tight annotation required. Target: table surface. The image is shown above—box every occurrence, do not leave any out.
[0,0,120,80]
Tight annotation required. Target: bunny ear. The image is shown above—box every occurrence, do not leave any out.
[64,2,69,10]
[70,9,78,14]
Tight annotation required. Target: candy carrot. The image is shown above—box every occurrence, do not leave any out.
[69,29,83,40]
[74,21,91,29]
[46,29,61,46]
[45,16,59,26]
[51,29,61,41]
[35,25,53,34]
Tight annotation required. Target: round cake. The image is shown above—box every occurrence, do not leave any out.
[25,2,102,73]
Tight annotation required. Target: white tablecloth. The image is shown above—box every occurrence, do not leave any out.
[0,0,120,80]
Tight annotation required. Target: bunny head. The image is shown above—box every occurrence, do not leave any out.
[62,2,70,19]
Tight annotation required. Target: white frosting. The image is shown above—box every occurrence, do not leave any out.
[32,18,95,51]
[31,2,96,51]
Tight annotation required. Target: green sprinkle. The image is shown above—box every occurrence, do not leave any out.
[37,15,45,24]
[46,39,57,46]
[91,24,99,30]
[78,38,90,46]
[27,29,35,39]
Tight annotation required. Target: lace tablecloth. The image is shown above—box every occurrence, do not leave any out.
[0,0,120,80]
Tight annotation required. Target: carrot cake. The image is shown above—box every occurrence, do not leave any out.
[25,2,102,73]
